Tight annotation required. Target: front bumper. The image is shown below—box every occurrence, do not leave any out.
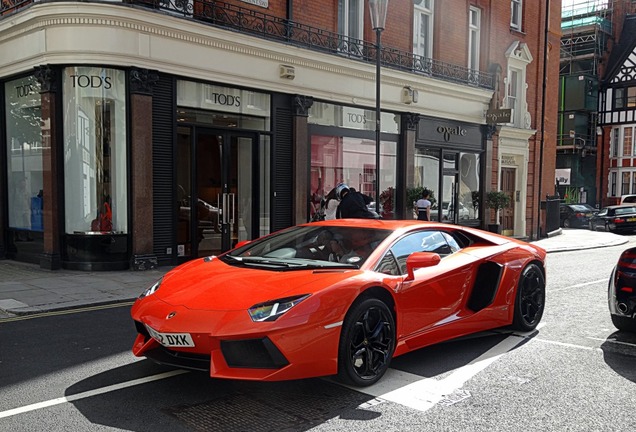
[131,298,342,382]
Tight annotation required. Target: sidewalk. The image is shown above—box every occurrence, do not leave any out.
[0,229,630,318]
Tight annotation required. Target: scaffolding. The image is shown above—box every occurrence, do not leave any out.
[560,0,614,75]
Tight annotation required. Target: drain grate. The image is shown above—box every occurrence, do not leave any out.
[164,380,372,431]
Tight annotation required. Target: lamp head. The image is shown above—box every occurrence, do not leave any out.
[369,0,389,31]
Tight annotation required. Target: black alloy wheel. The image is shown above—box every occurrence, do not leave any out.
[563,219,571,228]
[337,298,395,387]
[512,263,546,331]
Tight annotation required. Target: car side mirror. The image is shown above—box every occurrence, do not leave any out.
[405,252,441,281]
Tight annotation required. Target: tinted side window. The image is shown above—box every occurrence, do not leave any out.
[388,230,457,275]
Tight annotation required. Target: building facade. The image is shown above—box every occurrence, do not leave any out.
[0,0,560,270]
[598,9,636,206]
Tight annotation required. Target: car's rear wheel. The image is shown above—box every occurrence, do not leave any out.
[512,263,545,331]
[611,315,636,332]
[337,298,395,387]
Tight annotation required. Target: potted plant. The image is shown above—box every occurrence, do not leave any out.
[485,191,511,233]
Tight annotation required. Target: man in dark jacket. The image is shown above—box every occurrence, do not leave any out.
[335,183,378,219]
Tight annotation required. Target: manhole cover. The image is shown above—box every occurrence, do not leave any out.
[164,380,372,431]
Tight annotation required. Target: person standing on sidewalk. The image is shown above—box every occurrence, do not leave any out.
[416,190,432,221]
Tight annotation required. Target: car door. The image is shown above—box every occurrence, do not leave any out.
[389,230,477,338]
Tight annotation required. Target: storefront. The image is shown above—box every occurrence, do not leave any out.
[1,67,283,270]
[173,80,272,263]
[414,116,485,226]
[307,101,401,219]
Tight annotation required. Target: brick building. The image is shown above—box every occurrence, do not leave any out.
[0,0,560,270]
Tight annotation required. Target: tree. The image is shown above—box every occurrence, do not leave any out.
[485,191,511,225]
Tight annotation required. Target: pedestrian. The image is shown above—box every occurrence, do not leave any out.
[416,189,432,221]
[335,183,378,219]
[323,187,339,220]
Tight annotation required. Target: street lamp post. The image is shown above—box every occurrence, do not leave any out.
[369,0,388,216]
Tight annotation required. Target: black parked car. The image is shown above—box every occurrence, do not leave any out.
[589,204,636,233]
[608,247,636,332]
[559,204,594,228]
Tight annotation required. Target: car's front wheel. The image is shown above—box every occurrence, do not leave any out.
[563,219,571,228]
[512,263,546,331]
[611,315,636,332]
[337,297,395,387]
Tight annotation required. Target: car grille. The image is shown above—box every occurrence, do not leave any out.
[145,346,212,372]
[221,338,289,369]
[134,321,289,370]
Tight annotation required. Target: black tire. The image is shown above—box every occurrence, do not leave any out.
[512,263,546,331]
[337,297,395,387]
[611,315,636,333]
[563,219,570,228]
[588,221,594,231]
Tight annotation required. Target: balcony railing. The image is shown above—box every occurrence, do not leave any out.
[1,0,494,90]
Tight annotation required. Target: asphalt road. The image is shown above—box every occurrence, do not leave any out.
[1,240,635,431]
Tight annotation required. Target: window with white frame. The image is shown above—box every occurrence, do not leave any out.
[468,6,481,71]
[611,172,617,197]
[611,127,619,157]
[507,68,520,124]
[623,127,633,157]
[413,0,434,59]
[504,42,532,128]
[338,0,363,41]
[623,172,631,196]
[511,0,522,31]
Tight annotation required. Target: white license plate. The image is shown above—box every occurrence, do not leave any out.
[146,325,195,347]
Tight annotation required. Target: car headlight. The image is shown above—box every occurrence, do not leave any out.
[248,294,310,322]
[139,278,162,298]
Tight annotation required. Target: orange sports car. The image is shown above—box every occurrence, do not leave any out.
[131,219,546,387]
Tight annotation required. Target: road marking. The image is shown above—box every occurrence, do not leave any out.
[0,370,187,419]
[586,336,636,348]
[550,279,606,293]
[532,338,602,352]
[354,329,537,413]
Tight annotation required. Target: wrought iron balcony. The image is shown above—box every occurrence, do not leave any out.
[1,0,494,90]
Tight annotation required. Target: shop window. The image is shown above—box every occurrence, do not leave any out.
[63,67,127,234]
[459,152,481,221]
[414,148,440,211]
[5,76,43,234]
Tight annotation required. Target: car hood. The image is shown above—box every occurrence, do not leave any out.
[154,257,358,310]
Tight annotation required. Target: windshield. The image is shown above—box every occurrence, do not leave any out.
[222,225,392,269]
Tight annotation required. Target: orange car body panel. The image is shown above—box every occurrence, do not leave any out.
[131,219,546,382]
